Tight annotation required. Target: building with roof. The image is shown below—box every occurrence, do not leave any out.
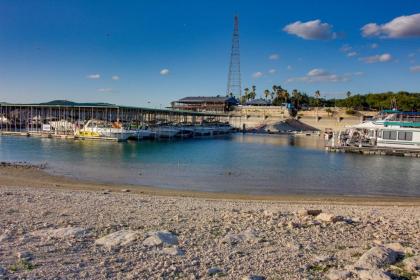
[171,96,239,112]
[245,98,272,106]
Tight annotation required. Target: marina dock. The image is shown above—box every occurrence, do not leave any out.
[0,101,233,141]
[326,145,420,157]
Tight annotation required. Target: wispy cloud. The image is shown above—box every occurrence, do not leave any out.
[410,65,420,73]
[370,43,379,49]
[287,68,352,83]
[360,53,392,63]
[340,44,357,57]
[287,65,293,70]
[97,88,115,93]
[111,75,120,80]
[269,53,279,60]
[283,19,336,40]
[340,44,352,53]
[361,13,420,38]
[86,74,100,79]
[252,72,263,78]
[160,69,170,76]
[268,69,277,74]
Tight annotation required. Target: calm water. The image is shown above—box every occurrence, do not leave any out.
[1,134,419,197]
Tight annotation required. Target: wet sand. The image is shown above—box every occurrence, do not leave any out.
[0,163,419,206]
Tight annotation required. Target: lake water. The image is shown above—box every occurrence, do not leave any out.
[1,134,419,197]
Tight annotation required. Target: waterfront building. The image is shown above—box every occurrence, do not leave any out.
[171,96,239,112]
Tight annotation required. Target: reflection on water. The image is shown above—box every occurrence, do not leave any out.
[0,134,419,197]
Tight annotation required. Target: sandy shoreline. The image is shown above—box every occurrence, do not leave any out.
[0,164,419,206]
[0,164,419,279]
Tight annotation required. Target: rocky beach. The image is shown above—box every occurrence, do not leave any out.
[0,164,419,279]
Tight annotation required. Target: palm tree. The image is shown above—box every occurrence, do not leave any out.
[249,85,256,100]
[264,89,270,100]
[346,91,352,98]
[292,89,302,108]
[282,89,289,104]
[314,90,321,121]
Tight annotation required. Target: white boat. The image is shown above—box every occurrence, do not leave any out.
[377,122,420,149]
[78,119,137,141]
[339,111,420,149]
[49,120,75,133]
[151,125,180,138]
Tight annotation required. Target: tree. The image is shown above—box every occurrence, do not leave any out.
[264,89,270,100]
[291,89,302,108]
[314,90,321,106]
[249,85,256,100]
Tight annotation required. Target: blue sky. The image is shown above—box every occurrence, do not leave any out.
[0,0,419,107]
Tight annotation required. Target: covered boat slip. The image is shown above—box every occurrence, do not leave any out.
[0,101,230,141]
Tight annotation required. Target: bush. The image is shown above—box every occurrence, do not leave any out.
[345,109,356,115]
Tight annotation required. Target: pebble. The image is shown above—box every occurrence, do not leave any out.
[207,267,223,276]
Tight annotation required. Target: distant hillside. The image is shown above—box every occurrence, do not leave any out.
[39,100,115,107]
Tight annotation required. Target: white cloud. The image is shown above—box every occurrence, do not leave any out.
[347,51,358,57]
[111,75,120,80]
[269,53,279,60]
[361,13,420,38]
[287,68,351,83]
[283,19,336,40]
[360,53,392,63]
[408,53,416,58]
[370,43,379,49]
[87,74,100,79]
[160,69,170,76]
[340,44,352,53]
[252,71,263,78]
[287,65,293,70]
[410,65,420,73]
[268,69,277,74]
[97,88,114,93]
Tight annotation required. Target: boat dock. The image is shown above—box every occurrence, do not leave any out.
[325,145,420,157]
[0,101,233,141]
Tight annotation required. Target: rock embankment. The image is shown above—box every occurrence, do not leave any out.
[0,187,419,279]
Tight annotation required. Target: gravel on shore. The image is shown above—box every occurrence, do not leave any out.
[0,185,419,279]
[0,164,419,279]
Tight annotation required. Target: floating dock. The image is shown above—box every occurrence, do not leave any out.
[326,145,420,157]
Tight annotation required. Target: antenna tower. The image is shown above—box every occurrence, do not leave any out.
[226,16,241,99]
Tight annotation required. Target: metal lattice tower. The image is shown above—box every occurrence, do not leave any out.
[226,16,241,99]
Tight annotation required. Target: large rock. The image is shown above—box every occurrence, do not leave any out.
[242,275,266,280]
[402,255,420,274]
[315,213,343,223]
[298,209,322,216]
[161,246,185,256]
[325,269,352,280]
[221,228,259,245]
[32,227,88,239]
[95,230,139,249]
[354,246,398,270]
[207,267,224,276]
[143,231,178,247]
[356,269,391,280]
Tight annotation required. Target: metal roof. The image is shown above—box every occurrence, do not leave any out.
[0,100,227,117]
[176,96,238,103]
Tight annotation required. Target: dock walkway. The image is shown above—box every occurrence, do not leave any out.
[326,145,420,157]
